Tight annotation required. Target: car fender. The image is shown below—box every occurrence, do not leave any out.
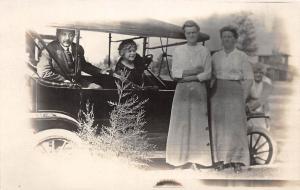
[28,111,80,132]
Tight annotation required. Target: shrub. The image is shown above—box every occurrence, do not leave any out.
[77,70,155,165]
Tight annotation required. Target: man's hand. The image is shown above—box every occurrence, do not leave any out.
[100,68,113,75]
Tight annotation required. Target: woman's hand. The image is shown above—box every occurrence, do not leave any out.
[174,78,183,83]
[182,66,204,77]
[210,78,216,88]
[195,66,204,73]
[178,76,199,83]
[247,100,261,112]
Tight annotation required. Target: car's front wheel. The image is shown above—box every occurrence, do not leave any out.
[34,129,82,154]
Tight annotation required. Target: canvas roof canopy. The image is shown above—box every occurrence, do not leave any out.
[50,18,210,42]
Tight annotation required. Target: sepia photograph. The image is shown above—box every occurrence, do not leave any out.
[1,0,300,189]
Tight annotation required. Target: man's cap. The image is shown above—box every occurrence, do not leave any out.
[56,28,75,35]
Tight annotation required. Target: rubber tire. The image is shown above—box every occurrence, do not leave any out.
[247,126,277,165]
[34,129,82,153]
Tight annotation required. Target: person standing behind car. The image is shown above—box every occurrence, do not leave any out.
[210,26,253,173]
[37,28,103,88]
[246,63,273,130]
[166,20,212,170]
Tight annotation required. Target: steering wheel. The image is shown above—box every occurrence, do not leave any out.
[143,54,153,69]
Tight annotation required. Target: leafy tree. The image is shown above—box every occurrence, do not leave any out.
[232,12,258,56]
[150,53,172,77]
[94,55,118,70]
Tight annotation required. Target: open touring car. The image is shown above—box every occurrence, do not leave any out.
[26,19,276,166]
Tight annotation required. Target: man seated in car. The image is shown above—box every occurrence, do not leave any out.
[37,28,104,88]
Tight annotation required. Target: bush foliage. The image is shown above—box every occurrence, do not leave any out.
[77,70,155,165]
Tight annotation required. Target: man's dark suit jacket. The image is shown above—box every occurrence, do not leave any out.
[37,40,101,82]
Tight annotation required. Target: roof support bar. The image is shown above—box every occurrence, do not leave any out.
[142,37,147,57]
[147,41,186,50]
[111,36,144,43]
[74,29,80,80]
[108,33,112,67]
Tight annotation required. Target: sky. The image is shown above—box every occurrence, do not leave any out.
[56,10,291,65]
[17,1,299,66]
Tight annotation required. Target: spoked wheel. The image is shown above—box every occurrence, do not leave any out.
[247,126,277,165]
[34,129,82,155]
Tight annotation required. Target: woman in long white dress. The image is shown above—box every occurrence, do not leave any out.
[211,26,253,173]
[166,20,212,169]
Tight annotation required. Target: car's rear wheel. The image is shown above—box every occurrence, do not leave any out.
[248,126,277,165]
[34,129,82,154]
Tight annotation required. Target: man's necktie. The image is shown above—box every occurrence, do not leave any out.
[65,47,74,68]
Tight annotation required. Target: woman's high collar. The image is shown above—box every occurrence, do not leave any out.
[222,47,237,55]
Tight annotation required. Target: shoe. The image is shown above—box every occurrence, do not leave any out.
[191,163,198,171]
[214,161,224,171]
[233,163,242,174]
[174,163,192,170]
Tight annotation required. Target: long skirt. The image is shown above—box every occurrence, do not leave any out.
[210,80,250,165]
[166,81,212,166]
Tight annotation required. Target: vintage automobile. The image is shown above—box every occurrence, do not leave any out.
[26,19,276,165]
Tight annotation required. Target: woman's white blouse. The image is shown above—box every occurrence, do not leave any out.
[212,48,253,80]
[171,43,212,82]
